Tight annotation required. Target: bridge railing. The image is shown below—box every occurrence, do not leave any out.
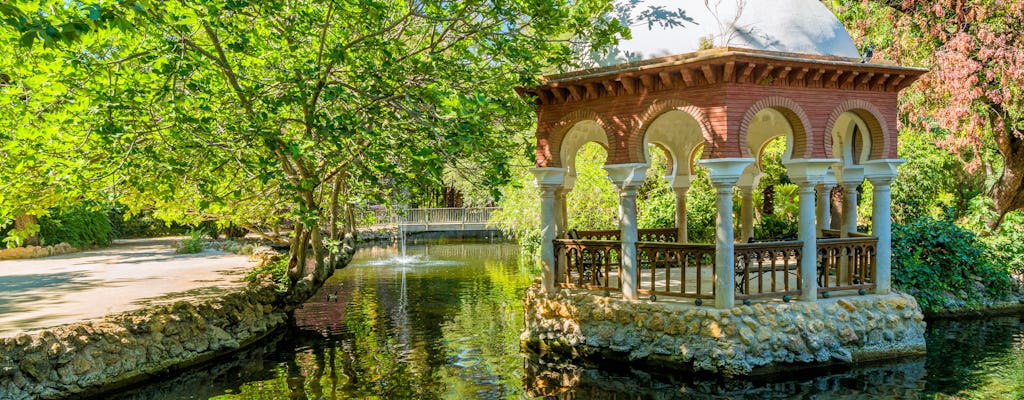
[355,207,500,229]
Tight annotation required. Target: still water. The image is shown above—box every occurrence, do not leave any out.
[109,239,1024,399]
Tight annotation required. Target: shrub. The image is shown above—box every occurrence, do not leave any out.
[490,166,541,252]
[979,211,1024,285]
[109,207,192,238]
[244,258,289,293]
[892,216,1014,312]
[38,203,113,248]
[175,231,206,254]
[754,213,797,241]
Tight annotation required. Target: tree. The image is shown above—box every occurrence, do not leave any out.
[831,0,1024,228]
[0,1,625,306]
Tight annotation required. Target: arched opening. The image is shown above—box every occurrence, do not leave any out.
[565,142,618,231]
[741,108,799,242]
[831,111,873,233]
[685,144,717,244]
[638,109,709,243]
[637,144,675,230]
[752,136,798,241]
[559,120,610,179]
[831,112,872,168]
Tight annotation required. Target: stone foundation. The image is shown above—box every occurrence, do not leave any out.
[0,279,286,399]
[522,285,926,375]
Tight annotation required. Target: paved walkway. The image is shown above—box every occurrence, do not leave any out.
[0,238,254,337]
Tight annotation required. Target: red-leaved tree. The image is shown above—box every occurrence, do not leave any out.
[835,0,1024,227]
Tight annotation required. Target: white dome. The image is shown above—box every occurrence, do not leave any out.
[586,0,862,68]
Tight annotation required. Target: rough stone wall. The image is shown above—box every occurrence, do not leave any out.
[0,280,286,400]
[0,243,77,260]
[522,286,926,375]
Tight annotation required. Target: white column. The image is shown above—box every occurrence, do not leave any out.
[539,187,557,292]
[667,175,691,243]
[740,186,755,242]
[843,185,859,235]
[785,159,838,302]
[834,165,864,236]
[554,187,569,284]
[736,171,760,243]
[698,158,754,309]
[816,179,836,237]
[866,160,905,295]
[532,168,566,293]
[605,164,648,300]
[675,187,689,243]
[554,187,568,238]
[714,184,737,308]
[796,182,818,301]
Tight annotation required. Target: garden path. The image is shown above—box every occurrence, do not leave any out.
[0,238,253,337]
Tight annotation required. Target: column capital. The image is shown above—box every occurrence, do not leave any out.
[864,159,906,186]
[665,174,693,190]
[784,158,839,185]
[531,167,565,193]
[819,169,838,188]
[737,170,763,190]
[603,163,648,191]
[833,164,865,186]
[699,158,755,187]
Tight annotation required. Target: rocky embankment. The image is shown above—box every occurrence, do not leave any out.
[0,243,77,260]
[0,278,286,400]
[523,286,927,375]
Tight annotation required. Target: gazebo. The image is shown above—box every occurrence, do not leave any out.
[524,0,926,309]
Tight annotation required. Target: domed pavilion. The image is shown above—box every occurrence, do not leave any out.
[521,0,929,374]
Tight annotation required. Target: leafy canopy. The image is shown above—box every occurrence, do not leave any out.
[0,0,627,305]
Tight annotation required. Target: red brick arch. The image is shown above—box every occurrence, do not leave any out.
[629,99,715,165]
[822,99,889,161]
[542,109,615,168]
[738,96,813,159]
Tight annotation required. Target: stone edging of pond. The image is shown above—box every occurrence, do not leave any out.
[0,243,78,261]
[522,286,927,376]
[0,278,286,400]
[924,295,1024,320]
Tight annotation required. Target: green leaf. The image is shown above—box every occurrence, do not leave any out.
[87,5,102,21]
[19,31,35,47]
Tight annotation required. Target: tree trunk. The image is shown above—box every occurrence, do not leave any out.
[762,185,775,215]
[13,214,39,246]
[281,189,357,309]
[830,186,843,231]
[988,131,1024,228]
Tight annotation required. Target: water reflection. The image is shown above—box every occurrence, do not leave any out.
[107,240,1024,399]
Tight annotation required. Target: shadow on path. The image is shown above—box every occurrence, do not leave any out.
[0,272,97,314]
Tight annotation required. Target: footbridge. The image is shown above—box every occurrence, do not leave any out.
[358,207,501,233]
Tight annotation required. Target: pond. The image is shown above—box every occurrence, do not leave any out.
[107,239,1024,399]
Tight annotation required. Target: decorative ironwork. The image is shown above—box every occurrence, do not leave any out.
[553,239,621,291]
[733,241,803,300]
[636,242,716,299]
[817,237,878,294]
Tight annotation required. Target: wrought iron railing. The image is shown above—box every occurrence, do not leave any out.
[636,242,716,299]
[552,235,878,302]
[553,239,621,291]
[817,237,877,294]
[571,228,677,243]
[733,241,803,300]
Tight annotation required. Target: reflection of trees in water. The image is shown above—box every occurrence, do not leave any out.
[924,316,1024,396]
[101,242,1024,399]
[523,353,929,399]
[275,245,528,398]
[522,316,1024,399]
